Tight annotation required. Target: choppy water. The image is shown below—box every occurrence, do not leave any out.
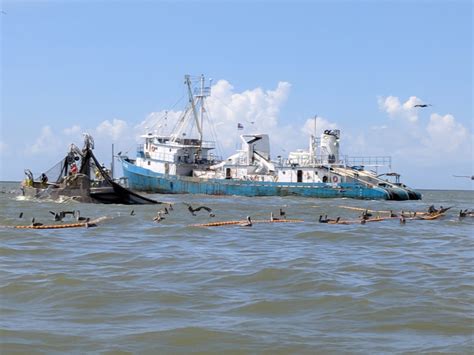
[1,182,473,353]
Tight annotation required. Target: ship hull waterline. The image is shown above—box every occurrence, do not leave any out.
[122,160,421,200]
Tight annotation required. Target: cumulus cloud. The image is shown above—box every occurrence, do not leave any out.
[95,118,129,141]
[378,95,423,123]
[425,113,469,152]
[135,80,300,156]
[30,126,62,155]
[63,125,82,136]
[373,95,471,168]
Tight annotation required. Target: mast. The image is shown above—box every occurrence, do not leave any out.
[111,143,114,179]
[185,75,202,138]
[310,115,317,165]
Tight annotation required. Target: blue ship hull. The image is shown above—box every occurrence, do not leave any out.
[122,160,420,200]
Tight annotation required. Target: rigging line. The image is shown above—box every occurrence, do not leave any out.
[147,92,187,132]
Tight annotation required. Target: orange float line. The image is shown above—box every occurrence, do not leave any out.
[192,219,304,227]
[14,223,89,229]
[3,216,109,230]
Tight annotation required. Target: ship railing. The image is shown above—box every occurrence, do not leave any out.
[342,156,392,169]
[201,140,216,149]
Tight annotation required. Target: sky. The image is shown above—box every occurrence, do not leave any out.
[1,0,472,190]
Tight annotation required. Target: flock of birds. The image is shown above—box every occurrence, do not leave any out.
[15,202,473,229]
[19,209,98,228]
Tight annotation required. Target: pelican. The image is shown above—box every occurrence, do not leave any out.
[31,218,43,227]
[153,211,165,222]
[279,208,286,219]
[413,104,432,108]
[74,210,88,221]
[240,216,252,227]
[185,203,212,216]
[49,211,65,221]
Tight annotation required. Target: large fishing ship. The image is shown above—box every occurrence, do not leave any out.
[121,75,421,200]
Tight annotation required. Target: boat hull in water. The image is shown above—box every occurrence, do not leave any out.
[122,160,420,200]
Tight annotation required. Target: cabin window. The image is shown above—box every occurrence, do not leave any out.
[322,175,328,183]
[148,161,151,166]
[226,168,231,179]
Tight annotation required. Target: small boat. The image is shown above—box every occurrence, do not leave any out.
[121,75,421,201]
[21,134,158,205]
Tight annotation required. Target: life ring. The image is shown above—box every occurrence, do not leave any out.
[332,175,339,183]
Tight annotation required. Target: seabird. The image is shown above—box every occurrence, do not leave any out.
[459,209,468,218]
[319,215,328,223]
[400,215,406,224]
[413,104,432,108]
[389,210,397,218]
[240,216,252,227]
[49,210,65,221]
[74,210,88,221]
[163,207,169,215]
[270,212,280,221]
[130,210,135,216]
[19,212,23,219]
[279,208,286,219]
[185,204,212,216]
[31,218,43,227]
[153,211,165,222]
[168,204,174,211]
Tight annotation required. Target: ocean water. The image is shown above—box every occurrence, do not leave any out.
[0,182,473,354]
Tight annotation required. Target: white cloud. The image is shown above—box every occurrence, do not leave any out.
[135,80,298,155]
[29,126,62,155]
[63,125,82,136]
[301,116,338,137]
[373,95,470,167]
[378,95,423,123]
[95,118,128,141]
[425,113,468,152]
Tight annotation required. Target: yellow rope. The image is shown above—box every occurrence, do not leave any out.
[192,219,304,227]
[8,216,109,230]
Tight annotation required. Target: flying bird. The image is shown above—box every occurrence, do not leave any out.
[413,104,432,108]
[453,175,474,180]
[184,203,212,216]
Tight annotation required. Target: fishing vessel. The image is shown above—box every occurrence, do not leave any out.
[121,75,421,200]
[21,134,158,204]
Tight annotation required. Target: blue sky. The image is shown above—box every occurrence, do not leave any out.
[1,0,472,189]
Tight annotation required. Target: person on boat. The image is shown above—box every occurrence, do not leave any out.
[40,173,48,186]
[70,163,78,175]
